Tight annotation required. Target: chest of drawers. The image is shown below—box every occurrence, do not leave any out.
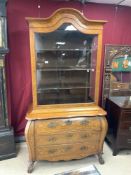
[25,113,107,173]
[106,97,131,156]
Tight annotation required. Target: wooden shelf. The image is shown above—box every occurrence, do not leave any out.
[37,86,92,92]
[36,67,95,71]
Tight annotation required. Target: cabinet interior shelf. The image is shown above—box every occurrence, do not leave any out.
[111,89,131,91]
[37,86,92,92]
[36,49,90,52]
[36,68,95,71]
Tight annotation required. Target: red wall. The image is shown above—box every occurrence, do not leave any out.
[6,0,131,136]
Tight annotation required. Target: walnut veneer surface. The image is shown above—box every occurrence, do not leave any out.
[25,115,107,162]
[25,103,107,173]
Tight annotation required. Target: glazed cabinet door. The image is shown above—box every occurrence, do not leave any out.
[34,24,98,105]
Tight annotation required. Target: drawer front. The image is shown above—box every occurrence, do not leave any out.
[122,112,131,122]
[35,117,101,134]
[36,142,98,161]
[119,122,131,135]
[118,135,131,148]
[35,130,100,146]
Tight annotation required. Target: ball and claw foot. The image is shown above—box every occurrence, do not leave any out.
[28,162,35,173]
[98,154,105,164]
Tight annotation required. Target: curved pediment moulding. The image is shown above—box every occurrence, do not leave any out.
[26,8,107,33]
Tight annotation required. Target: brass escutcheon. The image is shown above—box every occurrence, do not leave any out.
[81,133,89,139]
[48,122,57,128]
[48,136,57,142]
[48,149,57,154]
[80,119,89,125]
[64,146,72,151]
[66,133,73,138]
[65,120,72,125]
[80,146,88,151]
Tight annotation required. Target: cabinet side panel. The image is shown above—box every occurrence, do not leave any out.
[25,120,35,161]
[98,116,108,152]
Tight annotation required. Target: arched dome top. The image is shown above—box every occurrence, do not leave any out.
[26,8,107,32]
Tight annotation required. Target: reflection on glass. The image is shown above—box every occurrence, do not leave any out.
[109,96,131,108]
[110,54,131,96]
[35,23,97,105]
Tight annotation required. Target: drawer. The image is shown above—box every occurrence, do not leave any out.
[118,135,131,148]
[35,117,102,135]
[36,142,98,161]
[35,130,100,146]
[119,122,131,134]
[121,112,131,122]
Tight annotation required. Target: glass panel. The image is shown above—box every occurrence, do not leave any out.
[0,18,3,47]
[103,45,131,107]
[110,54,131,96]
[0,17,6,49]
[0,69,4,128]
[35,23,98,105]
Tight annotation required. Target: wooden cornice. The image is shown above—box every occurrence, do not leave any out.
[26,8,107,31]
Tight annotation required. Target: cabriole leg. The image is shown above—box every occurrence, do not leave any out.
[27,161,35,173]
[98,153,105,164]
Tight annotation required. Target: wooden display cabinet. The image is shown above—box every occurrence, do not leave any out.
[25,8,107,173]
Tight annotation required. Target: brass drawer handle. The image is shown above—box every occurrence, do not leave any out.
[66,133,73,138]
[48,149,57,154]
[80,120,89,125]
[81,134,89,139]
[65,120,72,125]
[48,137,57,142]
[48,122,57,128]
[80,146,88,151]
[127,139,131,144]
[64,146,73,152]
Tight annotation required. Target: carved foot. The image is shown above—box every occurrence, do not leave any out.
[28,161,35,173]
[98,153,105,164]
[113,150,118,156]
